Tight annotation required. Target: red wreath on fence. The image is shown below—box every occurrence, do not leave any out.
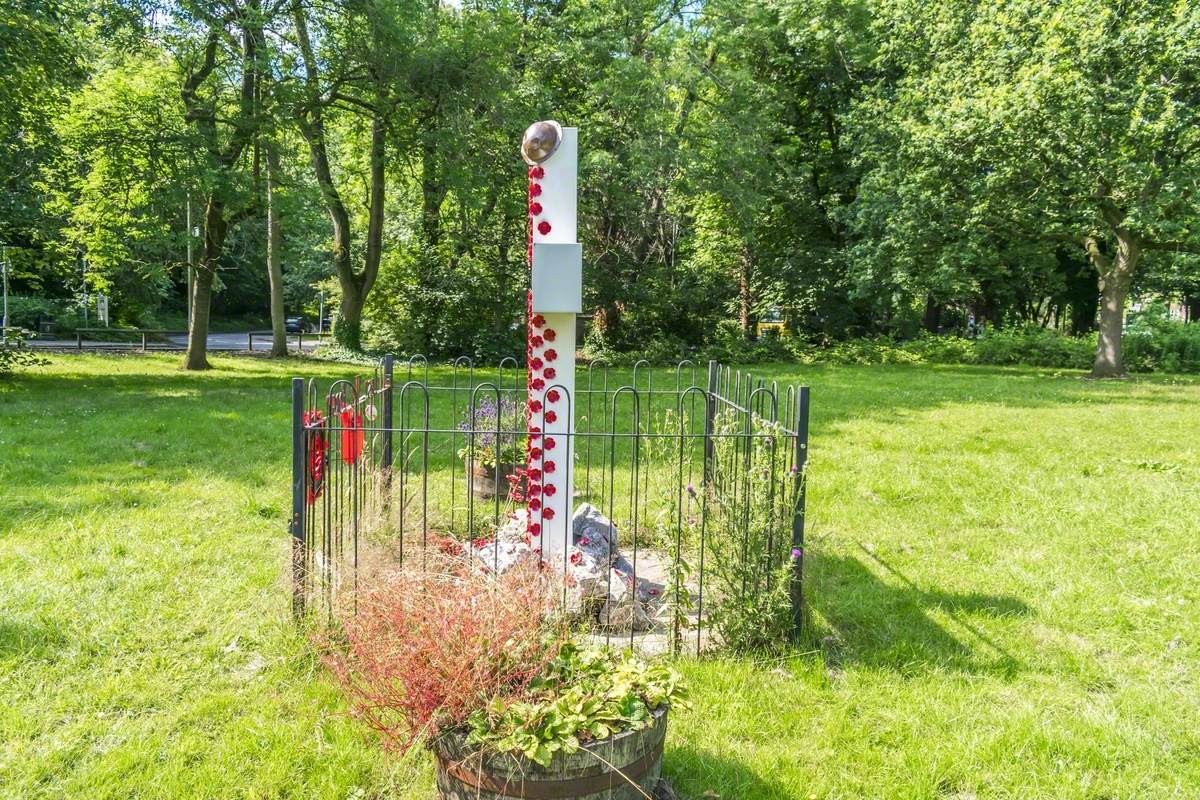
[304,409,326,505]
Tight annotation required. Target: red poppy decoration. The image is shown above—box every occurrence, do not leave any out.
[544,367,556,380]
[543,329,556,342]
[529,183,542,197]
[528,468,542,481]
[529,498,542,511]
[528,425,541,440]
[530,446,542,460]
[339,407,364,465]
[542,507,556,520]
[531,378,545,391]
[528,522,541,537]
[544,460,557,473]
[570,550,581,565]
[529,201,543,215]
[303,410,327,505]
[530,357,544,370]
[544,483,557,497]
[529,400,543,414]
[528,482,542,497]
[544,437,556,450]
[530,335,544,348]
[537,221,552,235]
[532,314,546,327]
[546,389,561,403]
[530,165,545,179]
[543,410,557,424]
[544,349,558,362]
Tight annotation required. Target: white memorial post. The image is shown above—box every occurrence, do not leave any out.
[522,121,580,575]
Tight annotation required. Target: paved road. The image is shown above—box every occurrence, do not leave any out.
[26,331,325,352]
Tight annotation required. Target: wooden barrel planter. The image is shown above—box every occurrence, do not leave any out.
[469,463,519,500]
[433,705,668,800]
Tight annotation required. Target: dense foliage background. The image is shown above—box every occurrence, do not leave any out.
[2,0,1198,370]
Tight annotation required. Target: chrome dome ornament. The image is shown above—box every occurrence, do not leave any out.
[521,120,563,165]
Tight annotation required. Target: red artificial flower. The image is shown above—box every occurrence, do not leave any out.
[544,437,556,450]
[570,551,581,565]
[544,483,557,497]
[529,498,542,511]
[544,349,557,361]
[530,447,542,459]
[529,182,542,197]
[544,460,556,474]
[532,314,546,327]
[546,389,561,403]
[530,335,544,348]
[528,521,542,537]
[530,165,545,179]
[530,357,544,370]
[528,399,543,413]
[544,410,558,424]
[528,425,541,440]
[527,468,542,481]
[543,328,556,342]
[542,507,556,520]
[531,378,545,391]
[529,201,543,215]
[543,367,556,379]
[537,221,552,235]
[528,482,542,497]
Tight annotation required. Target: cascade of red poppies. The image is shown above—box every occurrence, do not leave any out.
[525,164,562,546]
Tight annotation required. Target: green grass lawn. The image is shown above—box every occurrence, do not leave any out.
[2,354,1198,799]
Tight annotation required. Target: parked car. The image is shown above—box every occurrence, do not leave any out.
[285,316,305,334]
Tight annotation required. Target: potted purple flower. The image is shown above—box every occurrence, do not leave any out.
[457,396,525,499]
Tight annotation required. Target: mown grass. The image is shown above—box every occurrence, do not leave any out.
[1,354,1198,799]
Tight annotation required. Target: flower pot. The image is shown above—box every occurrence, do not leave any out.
[433,705,668,800]
[469,462,519,500]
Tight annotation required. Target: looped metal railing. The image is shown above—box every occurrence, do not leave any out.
[289,357,810,657]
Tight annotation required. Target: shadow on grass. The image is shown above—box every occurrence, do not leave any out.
[805,544,1031,677]
[0,619,67,660]
[664,746,794,800]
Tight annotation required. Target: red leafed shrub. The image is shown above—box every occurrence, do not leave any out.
[319,557,565,753]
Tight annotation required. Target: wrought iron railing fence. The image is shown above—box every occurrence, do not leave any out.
[289,357,809,656]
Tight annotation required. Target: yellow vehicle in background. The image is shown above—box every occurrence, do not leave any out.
[756,309,787,337]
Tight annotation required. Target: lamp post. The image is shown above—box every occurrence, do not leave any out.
[318,290,325,334]
[186,191,193,328]
[2,246,9,346]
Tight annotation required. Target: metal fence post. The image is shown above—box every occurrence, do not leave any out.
[290,377,306,619]
[703,360,717,486]
[248,332,253,351]
[789,385,811,636]
[381,355,394,507]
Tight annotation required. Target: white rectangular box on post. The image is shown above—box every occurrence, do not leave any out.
[531,243,582,314]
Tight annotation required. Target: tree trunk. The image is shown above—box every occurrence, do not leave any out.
[292,1,384,354]
[922,295,942,334]
[738,245,756,340]
[184,196,227,370]
[421,143,443,248]
[336,281,365,351]
[265,142,287,357]
[1087,231,1139,378]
